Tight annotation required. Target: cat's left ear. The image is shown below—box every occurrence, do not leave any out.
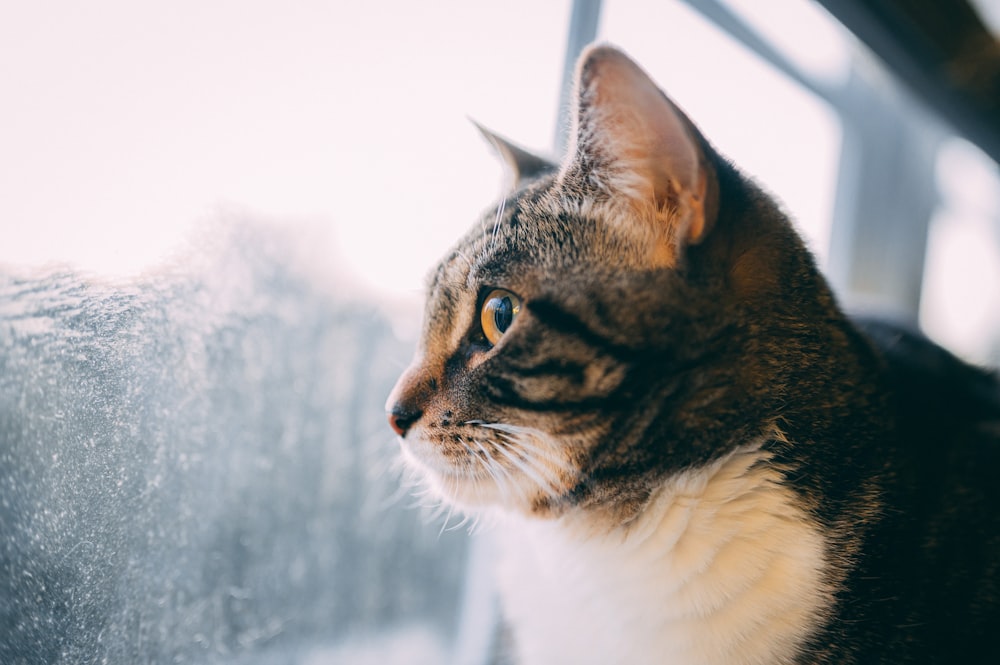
[563,45,719,265]
[473,121,558,189]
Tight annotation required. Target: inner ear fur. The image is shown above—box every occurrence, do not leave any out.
[563,45,719,262]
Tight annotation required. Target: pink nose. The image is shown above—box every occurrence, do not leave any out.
[386,363,432,437]
[387,406,422,437]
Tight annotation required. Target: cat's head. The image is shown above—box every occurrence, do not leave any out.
[387,45,829,522]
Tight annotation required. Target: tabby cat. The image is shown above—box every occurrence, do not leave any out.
[385,45,1000,664]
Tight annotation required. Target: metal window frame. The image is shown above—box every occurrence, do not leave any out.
[679,0,950,322]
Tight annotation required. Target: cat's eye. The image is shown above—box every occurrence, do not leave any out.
[480,289,521,346]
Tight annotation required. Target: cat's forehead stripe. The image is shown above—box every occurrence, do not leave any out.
[423,252,479,362]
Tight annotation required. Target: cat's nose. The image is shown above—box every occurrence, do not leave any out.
[386,363,435,437]
[388,405,422,437]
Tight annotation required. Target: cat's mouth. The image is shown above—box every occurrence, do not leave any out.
[400,421,577,513]
[400,430,485,479]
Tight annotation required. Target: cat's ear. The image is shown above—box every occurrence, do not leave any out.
[473,121,558,189]
[563,45,719,264]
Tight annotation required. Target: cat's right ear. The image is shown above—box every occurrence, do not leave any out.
[473,121,558,189]
[562,45,719,267]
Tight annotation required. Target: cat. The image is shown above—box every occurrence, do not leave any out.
[385,44,1000,664]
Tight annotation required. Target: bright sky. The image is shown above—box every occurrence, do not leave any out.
[2,0,996,357]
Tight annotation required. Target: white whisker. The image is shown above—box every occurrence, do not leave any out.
[444,514,469,532]
[438,500,458,538]
[473,421,578,473]
[506,437,577,474]
[490,196,507,249]
[497,434,569,486]
[472,436,527,506]
[455,249,475,272]
[497,442,563,499]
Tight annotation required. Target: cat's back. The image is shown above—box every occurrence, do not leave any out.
[838,319,1000,661]
[860,319,1000,439]
[860,317,1000,503]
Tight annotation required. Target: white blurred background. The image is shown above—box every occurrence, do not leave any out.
[1,0,998,357]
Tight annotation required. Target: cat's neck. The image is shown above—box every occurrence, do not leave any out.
[496,445,832,665]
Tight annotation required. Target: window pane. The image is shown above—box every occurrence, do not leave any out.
[0,225,470,663]
[921,137,1000,364]
[0,2,569,663]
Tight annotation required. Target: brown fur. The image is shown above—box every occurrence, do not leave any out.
[387,45,1000,663]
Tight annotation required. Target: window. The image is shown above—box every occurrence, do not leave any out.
[0,2,569,662]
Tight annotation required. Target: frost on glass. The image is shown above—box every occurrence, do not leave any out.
[0,224,468,664]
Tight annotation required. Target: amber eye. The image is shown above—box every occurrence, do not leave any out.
[480,289,521,346]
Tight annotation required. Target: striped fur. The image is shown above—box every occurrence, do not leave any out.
[387,45,1000,663]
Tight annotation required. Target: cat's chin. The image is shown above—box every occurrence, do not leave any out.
[399,435,540,515]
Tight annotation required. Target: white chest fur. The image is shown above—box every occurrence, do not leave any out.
[495,449,831,665]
